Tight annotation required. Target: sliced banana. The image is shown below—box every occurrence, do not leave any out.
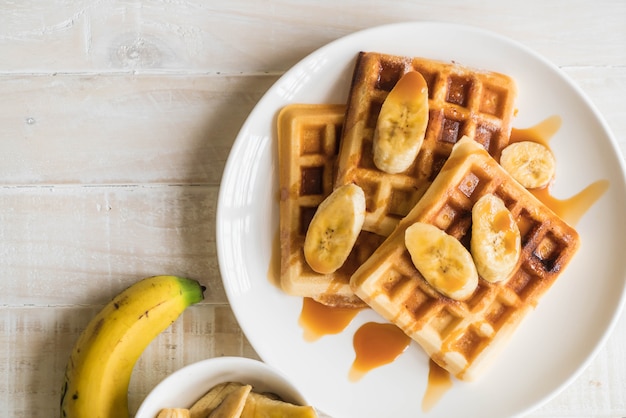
[405,222,478,301]
[190,382,247,417]
[470,194,521,283]
[207,384,252,418]
[157,409,191,418]
[373,71,429,174]
[304,183,366,274]
[240,392,318,418]
[500,141,556,189]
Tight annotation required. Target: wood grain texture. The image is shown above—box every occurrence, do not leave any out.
[0,74,277,185]
[0,185,224,305]
[0,0,624,72]
[0,0,625,417]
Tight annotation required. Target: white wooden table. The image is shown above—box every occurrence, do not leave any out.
[1,1,624,417]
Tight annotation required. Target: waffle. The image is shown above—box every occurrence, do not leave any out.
[350,137,580,380]
[336,51,518,236]
[277,103,385,308]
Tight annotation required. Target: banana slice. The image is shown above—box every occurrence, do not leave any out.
[373,71,429,174]
[190,382,247,417]
[470,194,521,283]
[500,141,556,189]
[157,409,191,418]
[240,392,318,418]
[207,384,252,418]
[304,183,366,274]
[405,222,478,301]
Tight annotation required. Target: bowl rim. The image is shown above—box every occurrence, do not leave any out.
[134,356,310,417]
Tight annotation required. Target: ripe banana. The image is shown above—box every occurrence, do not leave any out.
[304,183,366,274]
[470,194,521,283]
[206,384,251,418]
[241,392,317,418]
[500,141,556,189]
[60,275,205,418]
[373,71,429,174]
[405,222,478,301]
[156,408,191,418]
[189,382,250,417]
[183,381,317,418]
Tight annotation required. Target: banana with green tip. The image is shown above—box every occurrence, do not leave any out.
[60,275,205,418]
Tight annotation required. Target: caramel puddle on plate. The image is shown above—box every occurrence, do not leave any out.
[509,114,562,146]
[422,359,453,412]
[299,297,361,342]
[349,322,410,382]
[510,115,609,226]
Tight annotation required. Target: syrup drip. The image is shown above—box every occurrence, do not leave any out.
[510,115,562,146]
[422,359,453,412]
[531,180,609,226]
[298,297,361,342]
[349,322,410,382]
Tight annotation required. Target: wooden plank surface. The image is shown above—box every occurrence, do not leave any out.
[1,1,625,417]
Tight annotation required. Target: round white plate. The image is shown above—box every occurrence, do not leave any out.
[216,22,626,418]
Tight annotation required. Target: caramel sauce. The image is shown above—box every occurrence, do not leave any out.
[510,115,562,146]
[422,359,453,412]
[531,180,609,226]
[433,268,467,295]
[298,297,361,342]
[349,322,411,381]
[494,211,519,253]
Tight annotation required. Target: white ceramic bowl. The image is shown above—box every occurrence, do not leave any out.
[135,357,310,418]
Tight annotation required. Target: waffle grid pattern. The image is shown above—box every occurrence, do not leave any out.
[337,51,518,236]
[351,138,579,380]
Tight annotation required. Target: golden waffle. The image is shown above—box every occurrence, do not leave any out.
[277,104,385,308]
[350,137,580,380]
[336,51,518,236]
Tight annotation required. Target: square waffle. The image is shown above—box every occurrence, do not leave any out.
[350,137,580,380]
[277,103,385,308]
[336,51,518,236]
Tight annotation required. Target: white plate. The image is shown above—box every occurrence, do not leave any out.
[216,22,626,418]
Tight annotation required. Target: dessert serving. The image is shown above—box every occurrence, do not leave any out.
[216,23,622,418]
[350,137,580,380]
[276,50,581,381]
